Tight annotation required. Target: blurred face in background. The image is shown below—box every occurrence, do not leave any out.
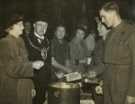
[34,21,48,36]
[76,29,85,40]
[24,22,32,35]
[97,22,109,36]
[55,26,66,40]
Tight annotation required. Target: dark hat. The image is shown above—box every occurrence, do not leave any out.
[4,13,24,29]
[33,13,48,23]
[76,25,88,34]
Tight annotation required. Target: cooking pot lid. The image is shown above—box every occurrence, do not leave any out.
[50,82,80,89]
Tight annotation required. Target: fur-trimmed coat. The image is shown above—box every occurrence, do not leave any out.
[0,35,34,104]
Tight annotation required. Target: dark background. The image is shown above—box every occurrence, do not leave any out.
[0,0,134,39]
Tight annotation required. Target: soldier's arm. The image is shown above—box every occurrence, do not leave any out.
[127,33,135,97]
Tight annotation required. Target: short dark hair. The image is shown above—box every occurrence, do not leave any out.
[56,23,65,29]
[101,1,120,14]
[76,26,87,34]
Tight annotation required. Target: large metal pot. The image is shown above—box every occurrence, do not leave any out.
[48,82,80,104]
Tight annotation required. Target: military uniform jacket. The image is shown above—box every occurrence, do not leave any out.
[104,21,135,98]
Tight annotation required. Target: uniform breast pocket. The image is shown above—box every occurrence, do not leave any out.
[115,39,129,59]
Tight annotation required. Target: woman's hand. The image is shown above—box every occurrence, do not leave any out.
[31,89,36,98]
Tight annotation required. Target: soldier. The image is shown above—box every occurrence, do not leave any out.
[99,1,135,104]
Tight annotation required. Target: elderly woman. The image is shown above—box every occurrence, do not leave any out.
[0,14,44,104]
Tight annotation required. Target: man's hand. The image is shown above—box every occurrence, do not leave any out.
[32,60,44,70]
[88,71,97,78]
[126,96,135,104]
[63,67,72,73]
[52,57,72,73]
[51,57,57,66]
